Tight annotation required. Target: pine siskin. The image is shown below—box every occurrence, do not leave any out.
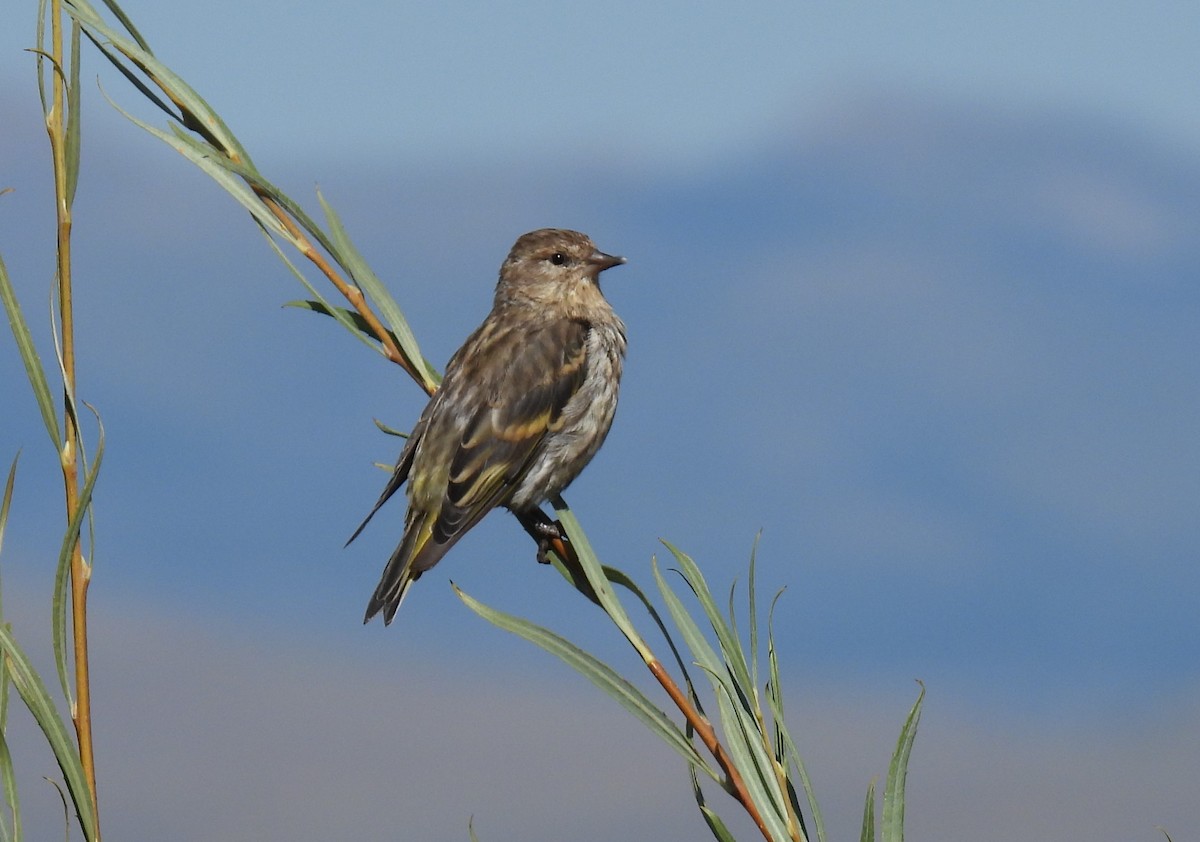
[350,229,627,625]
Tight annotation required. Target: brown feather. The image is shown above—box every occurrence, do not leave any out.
[356,229,626,624]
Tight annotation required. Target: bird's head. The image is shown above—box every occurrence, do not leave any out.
[496,228,625,312]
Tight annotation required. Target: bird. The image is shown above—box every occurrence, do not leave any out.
[349,228,628,625]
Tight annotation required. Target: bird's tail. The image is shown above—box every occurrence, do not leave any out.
[363,512,436,625]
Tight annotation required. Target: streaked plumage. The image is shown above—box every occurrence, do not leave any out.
[350,229,627,625]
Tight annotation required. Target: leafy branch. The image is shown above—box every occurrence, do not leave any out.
[0,1,102,838]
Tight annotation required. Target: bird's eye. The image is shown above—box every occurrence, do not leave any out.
[548,252,567,266]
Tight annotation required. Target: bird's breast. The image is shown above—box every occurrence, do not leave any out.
[507,321,626,510]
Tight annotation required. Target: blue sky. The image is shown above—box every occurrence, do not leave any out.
[2,2,1198,840]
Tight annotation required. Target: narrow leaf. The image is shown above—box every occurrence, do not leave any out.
[96,0,152,51]
[692,766,737,842]
[371,418,410,438]
[551,498,651,660]
[881,683,924,842]
[453,583,716,780]
[653,562,790,837]
[160,125,288,237]
[283,299,378,341]
[35,0,50,113]
[0,455,16,558]
[0,255,62,449]
[748,532,761,693]
[66,0,250,161]
[0,627,96,839]
[258,201,384,351]
[652,558,725,684]
[603,563,702,715]
[698,662,794,842]
[859,779,876,842]
[661,541,755,700]
[766,588,825,842]
[0,721,18,842]
[661,546,798,837]
[51,408,104,706]
[80,27,178,121]
[64,22,83,208]
[0,455,17,838]
[317,189,437,391]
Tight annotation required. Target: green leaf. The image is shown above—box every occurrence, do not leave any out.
[46,778,71,836]
[75,97,282,244]
[697,661,794,842]
[35,0,50,114]
[0,255,63,450]
[881,682,924,842]
[64,21,83,208]
[232,169,340,259]
[283,299,378,341]
[652,560,791,839]
[651,558,726,690]
[371,418,410,438]
[159,125,288,237]
[766,589,825,842]
[661,541,755,706]
[267,234,382,353]
[762,687,816,842]
[0,627,96,840]
[550,497,652,660]
[0,721,18,842]
[748,533,761,694]
[541,550,707,721]
[96,0,152,51]
[0,457,19,840]
[691,765,736,842]
[316,189,438,391]
[859,779,876,842]
[651,567,747,775]
[658,545,800,836]
[66,0,250,161]
[0,455,16,560]
[51,407,104,706]
[453,583,716,780]
[81,24,178,120]
[602,564,704,716]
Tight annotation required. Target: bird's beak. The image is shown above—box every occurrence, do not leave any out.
[588,250,627,272]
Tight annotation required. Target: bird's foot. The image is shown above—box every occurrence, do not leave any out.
[534,519,565,565]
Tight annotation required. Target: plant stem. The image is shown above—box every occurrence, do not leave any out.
[47,0,98,833]
[646,658,773,841]
[519,513,774,840]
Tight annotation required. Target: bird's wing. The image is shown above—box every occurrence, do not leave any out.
[365,318,591,624]
[344,415,429,547]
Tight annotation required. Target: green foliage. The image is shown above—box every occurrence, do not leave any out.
[0,456,22,842]
[5,3,928,841]
[0,623,98,841]
[459,505,925,841]
[2,0,102,829]
[0,452,99,842]
[65,0,441,394]
[859,781,876,842]
[0,254,61,451]
[882,684,924,842]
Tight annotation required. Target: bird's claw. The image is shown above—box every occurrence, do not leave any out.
[534,519,565,564]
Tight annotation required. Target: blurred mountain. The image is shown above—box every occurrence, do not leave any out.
[4,88,1197,705]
